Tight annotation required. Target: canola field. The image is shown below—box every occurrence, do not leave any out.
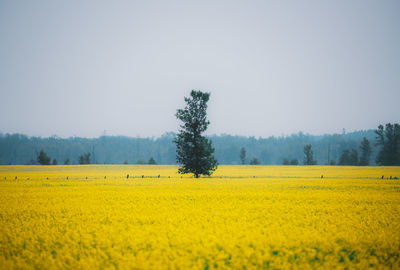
[0,165,399,269]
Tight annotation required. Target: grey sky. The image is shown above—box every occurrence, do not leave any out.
[0,1,399,138]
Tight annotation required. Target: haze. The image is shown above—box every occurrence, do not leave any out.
[0,0,399,138]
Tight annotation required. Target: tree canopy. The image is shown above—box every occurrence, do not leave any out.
[78,152,91,165]
[303,144,317,165]
[174,90,218,178]
[359,137,372,166]
[339,149,350,165]
[240,147,246,165]
[375,123,400,165]
[148,157,157,165]
[0,130,378,165]
[37,149,51,165]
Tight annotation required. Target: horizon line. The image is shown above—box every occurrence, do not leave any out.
[0,129,376,140]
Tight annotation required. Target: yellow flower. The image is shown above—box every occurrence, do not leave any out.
[0,165,399,269]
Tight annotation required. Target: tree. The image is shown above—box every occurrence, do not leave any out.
[282,158,289,165]
[174,90,218,178]
[359,137,371,166]
[375,123,400,165]
[136,159,144,164]
[338,150,350,165]
[148,157,157,165]
[37,149,51,165]
[290,158,299,165]
[349,149,358,166]
[52,158,57,165]
[249,157,260,165]
[303,144,316,165]
[64,157,70,165]
[240,147,246,165]
[78,152,91,164]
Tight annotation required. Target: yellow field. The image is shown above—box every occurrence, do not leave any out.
[0,165,399,269]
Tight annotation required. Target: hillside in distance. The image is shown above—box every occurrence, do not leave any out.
[0,130,378,165]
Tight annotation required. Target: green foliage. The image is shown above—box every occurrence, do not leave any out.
[0,130,378,165]
[349,149,358,165]
[137,159,144,164]
[290,158,299,165]
[174,90,218,178]
[338,149,359,166]
[37,150,51,165]
[339,150,350,165]
[375,123,400,165]
[240,147,246,165]
[78,152,91,164]
[282,158,289,165]
[249,158,260,165]
[148,157,157,165]
[52,158,57,165]
[359,137,371,166]
[64,157,70,165]
[303,145,316,165]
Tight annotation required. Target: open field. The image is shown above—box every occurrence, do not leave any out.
[0,165,400,269]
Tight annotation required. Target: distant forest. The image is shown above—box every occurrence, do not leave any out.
[0,130,380,165]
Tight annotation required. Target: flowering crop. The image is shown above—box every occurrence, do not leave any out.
[0,165,399,269]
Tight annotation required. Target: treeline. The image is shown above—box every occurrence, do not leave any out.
[2,128,394,165]
[211,130,381,165]
[0,132,176,165]
[247,124,399,166]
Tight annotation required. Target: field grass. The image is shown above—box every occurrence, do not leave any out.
[0,165,399,269]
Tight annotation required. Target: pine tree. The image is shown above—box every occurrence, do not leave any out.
[37,150,51,165]
[339,149,350,165]
[349,149,358,166]
[375,123,400,165]
[359,137,372,166]
[303,144,316,165]
[290,158,299,165]
[64,157,70,165]
[174,90,218,178]
[240,147,246,165]
[78,152,91,164]
[249,158,260,165]
[148,157,157,165]
[282,158,289,165]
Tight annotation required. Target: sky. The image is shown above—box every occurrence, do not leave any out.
[0,0,399,138]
